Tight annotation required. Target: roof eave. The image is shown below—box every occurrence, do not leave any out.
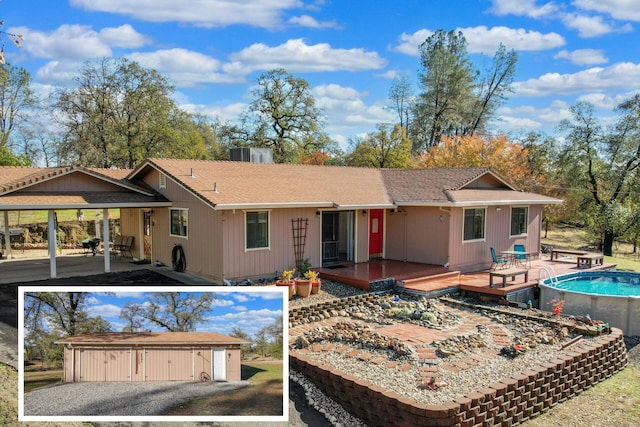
[0,201,172,210]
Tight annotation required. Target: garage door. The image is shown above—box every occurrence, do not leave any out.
[145,348,194,381]
[78,348,130,381]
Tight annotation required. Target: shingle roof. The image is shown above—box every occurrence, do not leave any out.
[134,158,396,209]
[0,165,170,209]
[55,332,248,345]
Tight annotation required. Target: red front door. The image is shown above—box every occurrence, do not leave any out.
[368,209,383,258]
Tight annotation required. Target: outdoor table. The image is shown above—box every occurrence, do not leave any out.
[501,250,532,268]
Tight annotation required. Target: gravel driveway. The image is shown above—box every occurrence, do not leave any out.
[24,380,249,416]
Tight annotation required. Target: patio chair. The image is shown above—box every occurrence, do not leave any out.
[490,247,508,270]
[514,244,530,268]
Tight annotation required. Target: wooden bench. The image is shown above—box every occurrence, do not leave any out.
[577,253,604,269]
[551,248,587,260]
[489,268,529,287]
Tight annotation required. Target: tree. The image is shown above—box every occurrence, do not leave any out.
[388,76,413,131]
[229,326,253,358]
[0,22,23,64]
[411,30,517,151]
[53,58,197,168]
[412,30,475,151]
[556,98,640,256]
[244,68,330,163]
[0,63,37,159]
[415,134,532,188]
[120,292,217,332]
[346,123,412,168]
[24,292,107,337]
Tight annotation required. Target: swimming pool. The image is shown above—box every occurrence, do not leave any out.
[539,271,640,336]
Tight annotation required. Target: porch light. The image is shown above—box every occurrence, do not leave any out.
[362,210,367,216]
[316,211,321,217]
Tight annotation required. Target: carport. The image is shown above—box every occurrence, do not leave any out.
[56,332,247,382]
[0,165,170,278]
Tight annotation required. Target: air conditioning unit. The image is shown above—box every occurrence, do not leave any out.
[229,148,273,163]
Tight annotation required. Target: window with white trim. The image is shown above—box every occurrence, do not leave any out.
[463,208,485,241]
[511,207,529,236]
[170,208,188,237]
[159,172,167,189]
[245,211,269,250]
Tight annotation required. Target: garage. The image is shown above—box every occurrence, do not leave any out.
[57,332,247,382]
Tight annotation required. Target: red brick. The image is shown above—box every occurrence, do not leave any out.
[371,356,386,365]
[399,363,413,372]
[386,361,400,369]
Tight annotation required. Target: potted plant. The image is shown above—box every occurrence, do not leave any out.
[305,270,321,294]
[276,268,296,300]
[294,271,313,298]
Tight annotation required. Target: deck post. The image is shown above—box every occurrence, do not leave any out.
[103,208,110,273]
[48,209,57,278]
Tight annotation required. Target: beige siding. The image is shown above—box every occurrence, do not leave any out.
[21,172,126,192]
[222,208,322,279]
[141,169,225,281]
[448,205,544,273]
[355,212,369,263]
[225,348,242,381]
[119,208,142,259]
[145,348,194,381]
[385,207,449,266]
[131,348,144,381]
[78,348,129,382]
[65,345,242,382]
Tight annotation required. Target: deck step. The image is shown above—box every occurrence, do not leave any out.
[400,271,460,287]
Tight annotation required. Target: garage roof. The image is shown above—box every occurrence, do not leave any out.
[56,332,249,345]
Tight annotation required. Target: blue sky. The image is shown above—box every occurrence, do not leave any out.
[22,287,285,340]
[2,0,640,148]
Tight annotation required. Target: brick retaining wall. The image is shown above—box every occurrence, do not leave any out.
[291,314,628,426]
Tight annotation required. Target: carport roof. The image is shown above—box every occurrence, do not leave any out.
[0,165,170,210]
[56,332,249,345]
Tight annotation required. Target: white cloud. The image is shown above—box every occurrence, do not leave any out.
[394,26,565,56]
[227,39,387,74]
[89,303,124,319]
[288,15,338,29]
[127,48,242,86]
[70,0,304,29]
[488,0,559,18]
[99,24,151,48]
[561,13,631,38]
[573,0,640,21]
[11,25,114,59]
[554,49,608,65]
[514,62,640,97]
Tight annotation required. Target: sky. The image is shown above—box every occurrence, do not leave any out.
[2,0,640,149]
[21,287,285,340]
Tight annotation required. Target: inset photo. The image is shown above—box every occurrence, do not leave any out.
[18,286,287,424]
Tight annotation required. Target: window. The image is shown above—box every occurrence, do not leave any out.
[511,207,529,236]
[170,208,188,237]
[463,208,485,241]
[246,211,269,250]
[159,172,167,189]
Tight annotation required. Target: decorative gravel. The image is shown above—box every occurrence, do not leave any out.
[288,279,369,309]
[23,380,248,416]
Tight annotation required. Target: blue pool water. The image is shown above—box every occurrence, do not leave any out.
[543,271,640,297]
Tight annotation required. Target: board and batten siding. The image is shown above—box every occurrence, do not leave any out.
[141,168,225,281]
[448,204,543,273]
[19,172,125,193]
[63,345,240,382]
[384,207,450,266]
[222,208,322,279]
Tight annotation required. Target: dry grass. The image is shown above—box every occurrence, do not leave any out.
[164,359,284,416]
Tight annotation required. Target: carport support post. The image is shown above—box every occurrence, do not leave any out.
[103,208,110,273]
[3,211,11,259]
[47,209,56,278]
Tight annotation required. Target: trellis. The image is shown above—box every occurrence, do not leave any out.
[292,218,308,270]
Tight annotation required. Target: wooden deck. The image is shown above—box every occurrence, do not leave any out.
[317,256,616,299]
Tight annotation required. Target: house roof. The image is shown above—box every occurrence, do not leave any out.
[131,160,561,209]
[131,158,396,210]
[0,165,171,210]
[55,332,249,345]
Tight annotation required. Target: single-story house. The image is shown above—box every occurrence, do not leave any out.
[56,332,247,382]
[0,159,561,281]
